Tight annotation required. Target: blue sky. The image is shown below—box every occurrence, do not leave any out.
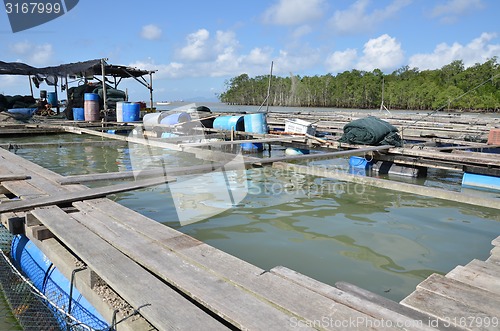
[1,0,499,102]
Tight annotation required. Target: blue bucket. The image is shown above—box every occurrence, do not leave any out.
[73,107,84,121]
[47,91,57,106]
[11,235,108,330]
[160,112,191,126]
[122,102,141,122]
[213,116,245,131]
[242,113,268,152]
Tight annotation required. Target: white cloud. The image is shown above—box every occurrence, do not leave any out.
[292,25,313,39]
[430,0,484,23]
[9,42,54,66]
[409,32,500,70]
[141,24,162,40]
[325,49,358,72]
[262,0,326,25]
[329,0,412,34]
[357,34,405,71]
[178,29,211,61]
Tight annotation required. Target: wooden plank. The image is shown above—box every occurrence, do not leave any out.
[492,237,500,247]
[252,145,393,165]
[0,174,30,181]
[0,140,127,149]
[388,147,500,167]
[417,273,500,317]
[31,206,226,331]
[58,163,237,185]
[178,136,304,148]
[0,176,176,214]
[464,259,500,279]
[446,266,500,295]
[274,162,500,210]
[334,281,464,331]
[401,288,499,331]
[74,198,401,330]
[1,180,47,199]
[71,203,314,330]
[271,266,437,331]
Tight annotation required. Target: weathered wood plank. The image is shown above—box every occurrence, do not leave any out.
[0,174,30,181]
[252,145,393,165]
[446,266,500,295]
[388,148,500,167]
[335,281,464,331]
[464,259,500,280]
[178,136,304,148]
[492,237,500,247]
[0,176,176,214]
[274,162,500,210]
[31,206,226,331]
[417,273,500,317]
[58,162,239,185]
[1,180,47,199]
[71,203,314,330]
[271,266,437,331]
[401,288,499,331]
[74,198,401,331]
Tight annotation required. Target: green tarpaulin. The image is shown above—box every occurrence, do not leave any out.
[338,116,403,147]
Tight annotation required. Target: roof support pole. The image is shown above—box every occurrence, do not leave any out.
[101,58,108,121]
[149,71,154,110]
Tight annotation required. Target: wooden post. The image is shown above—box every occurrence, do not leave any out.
[101,58,108,121]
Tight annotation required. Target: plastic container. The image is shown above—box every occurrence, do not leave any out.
[115,101,125,122]
[47,92,57,106]
[143,112,164,125]
[122,102,141,122]
[84,93,100,121]
[284,118,316,135]
[7,108,37,116]
[72,107,85,121]
[213,116,245,131]
[242,113,268,152]
[160,112,191,126]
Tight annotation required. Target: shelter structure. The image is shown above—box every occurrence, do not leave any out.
[0,58,156,113]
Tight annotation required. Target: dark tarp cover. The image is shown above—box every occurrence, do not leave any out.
[338,116,403,147]
[0,59,152,78]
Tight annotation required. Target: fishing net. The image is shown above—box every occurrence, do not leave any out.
[0,225,99,331]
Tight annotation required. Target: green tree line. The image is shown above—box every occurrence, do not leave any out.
[219,58,500,111]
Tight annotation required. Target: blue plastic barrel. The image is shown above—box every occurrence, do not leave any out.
[213,116,245,131]
[122,102,141,122]
[47,92,57,106]
[160,112,191,126]
[84,93,100,121]
[11,235,108,330]
[84,93,99,101]
[242,113,268,152]
[72,107,85,121]
[462,173,500,192]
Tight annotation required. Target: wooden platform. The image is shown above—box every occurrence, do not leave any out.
[0,122,499,330]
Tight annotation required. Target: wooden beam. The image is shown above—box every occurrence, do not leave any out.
[0,176,176,214]
[0,174,30,181]
[273,162,500,210]
[252,145,392,165]
[178,136,304,148]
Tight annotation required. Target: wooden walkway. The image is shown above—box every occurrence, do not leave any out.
[0,126,500,329]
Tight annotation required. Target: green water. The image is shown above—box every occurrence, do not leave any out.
[2,133,500,304]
